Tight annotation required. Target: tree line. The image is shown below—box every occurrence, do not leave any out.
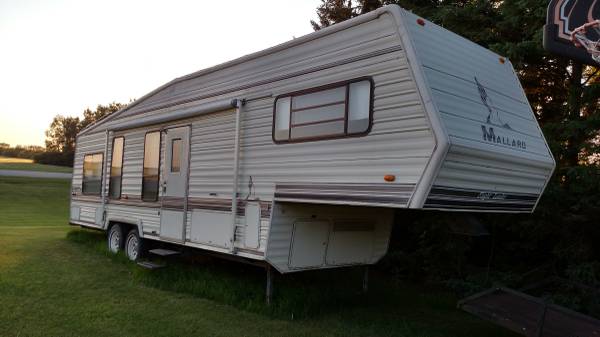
[40,102,127,166]
[311,0,600,316]
[0,143,45,159]
[3,102,127,166]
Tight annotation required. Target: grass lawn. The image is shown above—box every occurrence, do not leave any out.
[0,176,517,337]
[0,156,72,173]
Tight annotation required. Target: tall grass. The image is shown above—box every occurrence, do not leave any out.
[66,229,379,319]
[64,229,516,336]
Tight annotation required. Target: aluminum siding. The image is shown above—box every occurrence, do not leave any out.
[72,132,107,193]
[106,204,160,234]
[179,12,433,210]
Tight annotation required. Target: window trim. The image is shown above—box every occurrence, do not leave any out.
[82,152,104,196]
[141,130,162,202]
[272,77,374,144]
[108,136,125,200]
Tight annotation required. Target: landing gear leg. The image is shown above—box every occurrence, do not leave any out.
[362,266,369,293]
[266,264,273,305]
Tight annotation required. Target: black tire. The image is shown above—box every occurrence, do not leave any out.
[107,224,124,254]
[125,229,144,262]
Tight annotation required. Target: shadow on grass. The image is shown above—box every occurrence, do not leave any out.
[65,229,455,322]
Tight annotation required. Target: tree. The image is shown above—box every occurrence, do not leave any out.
[311,0,441,31]
[80,102,127,130]
[311,0,355,30]
[44,102,127,153]
[44,115,80,153]
[310,0,600,305]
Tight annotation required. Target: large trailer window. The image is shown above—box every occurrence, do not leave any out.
[82,153,103,195]
[273,78,373,143]
[108,137,124,199]
[142,131,161,201]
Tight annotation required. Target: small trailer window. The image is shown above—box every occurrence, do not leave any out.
[142,131,161,201]
[82,153,103,195]
[273,78,373,143]
[108,137,124,199]
[171,138,182,173]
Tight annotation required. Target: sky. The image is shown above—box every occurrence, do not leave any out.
[0,0,320,147]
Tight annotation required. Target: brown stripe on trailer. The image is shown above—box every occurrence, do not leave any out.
[424,185,539,212]
[106,195,161,208]
[71,195,103,203]
[75,193,272,217]
[187,197,271,219]
[161,196,185,211]
[274,183,415,206]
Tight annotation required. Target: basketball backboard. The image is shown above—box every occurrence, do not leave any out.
[544,0,600,65]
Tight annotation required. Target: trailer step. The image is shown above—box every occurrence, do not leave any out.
[137,261,166,270]
[149,248,181,257]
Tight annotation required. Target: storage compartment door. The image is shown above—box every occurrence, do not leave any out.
[288,221,330,269]
[160,210,184,240]
[325,221,375,265]
[190,210,231,249]
[244,203,260,249]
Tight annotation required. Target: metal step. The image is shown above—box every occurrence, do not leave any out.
[149,248,181,257]
[137,261,166,270]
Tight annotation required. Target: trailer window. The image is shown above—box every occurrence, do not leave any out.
[142,131,161,201]
[273,78,373,143]
[108,137,124,199]
[82,153,103,195]
[171,138,182,173]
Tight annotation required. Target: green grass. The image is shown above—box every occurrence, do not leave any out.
[0,177,71,227]
[0,156,72,173]
[0,176,518,337]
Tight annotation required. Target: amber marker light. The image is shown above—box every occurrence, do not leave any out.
[417,18,425,26]
[499,57,506,64]
[384,175,396,182]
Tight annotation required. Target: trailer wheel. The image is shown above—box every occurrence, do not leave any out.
[107,224,124,253]
[125,229,144,262]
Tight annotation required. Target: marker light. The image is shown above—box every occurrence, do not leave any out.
[384,175,396,182]
[417,18,425,26]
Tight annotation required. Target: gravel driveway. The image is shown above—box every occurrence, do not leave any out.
[0,170,72,179]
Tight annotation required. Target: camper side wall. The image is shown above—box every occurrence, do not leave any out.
[70,131,107,228]
[70,8,444,265]
[100,12,436,210]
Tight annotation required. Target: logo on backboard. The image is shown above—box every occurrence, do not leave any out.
[475,77,526,150]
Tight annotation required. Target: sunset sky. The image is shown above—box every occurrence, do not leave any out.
[0,0,319,146]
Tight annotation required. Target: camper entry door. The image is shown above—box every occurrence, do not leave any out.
[159,126,190,242]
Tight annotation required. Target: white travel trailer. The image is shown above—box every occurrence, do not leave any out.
[70,5,555,280]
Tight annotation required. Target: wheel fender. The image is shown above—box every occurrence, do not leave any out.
[106,219,143,238]
[136,219,143,238]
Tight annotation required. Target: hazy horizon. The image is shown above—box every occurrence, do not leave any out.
[0,0,319,147]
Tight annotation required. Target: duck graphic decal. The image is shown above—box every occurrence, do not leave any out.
[475,76,526,150]
[475,76,511,130]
